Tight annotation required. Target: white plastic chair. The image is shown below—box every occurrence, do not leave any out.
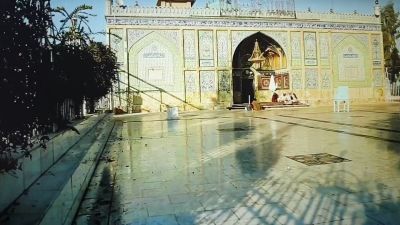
[333,86,350,112]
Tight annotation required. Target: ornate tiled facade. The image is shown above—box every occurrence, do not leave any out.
[291,70,303,90]
[127,30,151,49]
[198,30,214,67]
[304,32,317,66]
[106,1,385,111]
[183,30,196,69]
[321,69,332,89]
[374,69,383,87]
[218,71,231,92]
[319,33,330,66]
[232,31,254,53]
[291,32,302,67]
[217,31,229,67]
[107,17,381,32]
[110,28,124,63]
[185,71,197,93]
[305,68,319,89]
[200,71,215,92]
[264,32,289,54]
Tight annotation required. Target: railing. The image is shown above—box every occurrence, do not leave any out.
[384,69,400,102]
[385,79,400,102]
[296,11,380,24]
[109,5,379,23]
[110,6,296,18]
[116,70,202,112]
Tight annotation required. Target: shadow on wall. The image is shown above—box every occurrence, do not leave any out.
[118,71,202,112]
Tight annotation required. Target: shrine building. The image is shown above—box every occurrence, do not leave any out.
[105,0,385,112]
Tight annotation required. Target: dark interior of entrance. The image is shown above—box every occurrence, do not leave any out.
[232,32,283,104]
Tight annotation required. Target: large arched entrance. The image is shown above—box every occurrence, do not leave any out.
[232,32,287,104]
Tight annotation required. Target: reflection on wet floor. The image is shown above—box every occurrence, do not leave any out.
[74,104,400,225]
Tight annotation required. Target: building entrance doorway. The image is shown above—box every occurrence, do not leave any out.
[232,32,287,104]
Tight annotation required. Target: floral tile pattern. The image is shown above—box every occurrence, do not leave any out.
[286,153,351,166]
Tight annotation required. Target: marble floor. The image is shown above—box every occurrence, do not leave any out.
[73,103,400,225]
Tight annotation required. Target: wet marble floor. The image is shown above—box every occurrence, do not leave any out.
[74,103,400,225]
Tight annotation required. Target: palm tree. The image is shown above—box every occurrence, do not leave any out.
[51,4,95,45]
[51,5,118,115]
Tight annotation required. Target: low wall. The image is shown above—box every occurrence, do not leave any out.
[0,114,107,213]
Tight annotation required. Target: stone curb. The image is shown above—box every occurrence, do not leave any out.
[0,114,115,225]
[0,114,106,212]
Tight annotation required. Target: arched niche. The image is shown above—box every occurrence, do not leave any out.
[231,32,287,103]
[128,31,183,93]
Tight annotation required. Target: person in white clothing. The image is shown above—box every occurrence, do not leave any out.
[289,92,299,104]
[278,92,287,103]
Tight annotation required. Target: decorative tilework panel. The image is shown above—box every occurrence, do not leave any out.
[200,71,215,92]
[304,32,317,66]
[217,31,229,67]
[338,45,365,81]
[291,70,302,90]
[353,34,369,47]
[232,31,254,54]
[374,69,383,87]
[261,31,289,54]
[218,71,231,92]
[291,32,302,66]
[127,29,151,49]
[371,34,382,66]
[185,71,198,93]
[137,42,175,90]
[287,153,351,166]
[184,30,196,69]
[319,33,330,65]
[332,33,346,47]
[333,34,368,48]
[157,30,180,48]
[321,69,331,89]
[108,18,381,32]
[305,68,319,89]
[110,28,124,63]
[199,30,214,67]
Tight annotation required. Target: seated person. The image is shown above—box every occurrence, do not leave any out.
[278,92,288,103]
[289,92,299,104]
[271,92,279,102]
[283,94,293,105]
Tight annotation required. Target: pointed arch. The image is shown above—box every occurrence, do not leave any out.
[231,32,287,103]
[232,31,288,57]
[332,35,371,88]
[128,31,183,92]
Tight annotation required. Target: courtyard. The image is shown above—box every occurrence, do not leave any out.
[74,103,400,225]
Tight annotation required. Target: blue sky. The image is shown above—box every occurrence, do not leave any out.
[51,0,398,42]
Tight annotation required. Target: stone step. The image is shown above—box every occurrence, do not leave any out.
[227,103,249,110]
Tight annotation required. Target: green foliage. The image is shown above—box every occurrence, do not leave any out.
[51,5,95,45]
[0,1,118,173]
[50,43,118,103]
[0,0,53,172]
[50,4,118,103]
[389,47,400,81]
[87,42,119,100]
[381,2,400,67]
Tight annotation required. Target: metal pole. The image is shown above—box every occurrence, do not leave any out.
[126,30,130,113]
